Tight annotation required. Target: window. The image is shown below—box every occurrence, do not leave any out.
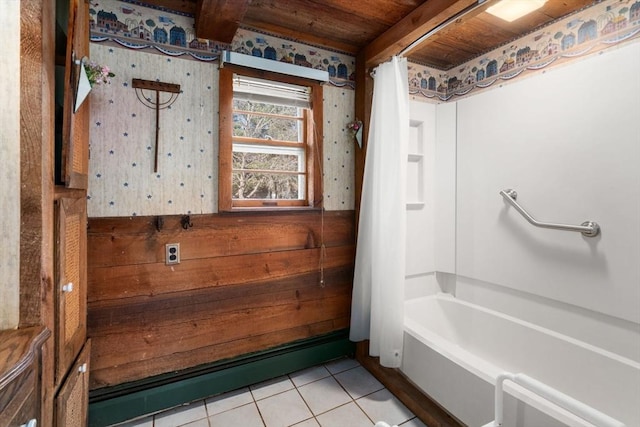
[219,66,323,210]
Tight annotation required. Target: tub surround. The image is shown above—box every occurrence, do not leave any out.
[455,40,640,325]
[401,294,639,427]
[407,40,640,324]
[401,29,640,427]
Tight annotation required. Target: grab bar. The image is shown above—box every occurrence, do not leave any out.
[500,189,600,237]
[482,372,626,427]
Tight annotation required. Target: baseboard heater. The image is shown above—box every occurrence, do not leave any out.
[88,329,354,427]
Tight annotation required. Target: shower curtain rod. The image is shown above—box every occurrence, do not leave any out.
[400,0,490,57]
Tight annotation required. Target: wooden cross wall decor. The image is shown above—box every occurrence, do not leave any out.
[132,78,181,172]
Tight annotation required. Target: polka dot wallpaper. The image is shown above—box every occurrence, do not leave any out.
[323,87,355,210]
[88,43,355,217]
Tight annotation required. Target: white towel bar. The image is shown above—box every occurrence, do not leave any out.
[482,372,626,427]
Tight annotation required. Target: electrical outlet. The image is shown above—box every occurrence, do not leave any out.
[165,243,180,265]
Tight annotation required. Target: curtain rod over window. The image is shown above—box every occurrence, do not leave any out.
[221,51,330,83]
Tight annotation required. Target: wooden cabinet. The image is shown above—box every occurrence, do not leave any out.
[51,0,91,424]
[55,196,88,387]
[55,340,91,427]
[0,327,50,427]
[61,0,90,189]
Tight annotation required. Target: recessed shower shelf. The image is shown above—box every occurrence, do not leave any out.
[407,202,425,210]
[408,153,423,162]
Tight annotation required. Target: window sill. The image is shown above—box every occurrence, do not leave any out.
[220,206,324,214]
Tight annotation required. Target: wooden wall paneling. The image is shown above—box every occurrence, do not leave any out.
[88,268,352,346]
[88,266,351,334]
[90,318,350,389]
[55,197,88,388]
[20,0,56,425]
[86,211,355,389]
[87,211,354,267]
[19,0,56,331]
[354,51,373,224]
[88,268,352,388]
[88,244,353,302]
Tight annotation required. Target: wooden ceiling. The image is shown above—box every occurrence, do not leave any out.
[142,0,597,70]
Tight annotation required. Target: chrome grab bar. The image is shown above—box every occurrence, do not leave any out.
[500,189,600,237]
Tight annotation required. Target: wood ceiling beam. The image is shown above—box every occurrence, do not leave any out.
[363,0,479,68]
[134,0,197,15]
[195,0,250,43]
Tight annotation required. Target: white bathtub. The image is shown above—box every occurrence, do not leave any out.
[400,294,640,427]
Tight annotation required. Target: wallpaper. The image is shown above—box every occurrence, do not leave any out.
[323,87,356,211]
[90,0,640,103]
[89,0,355,88]
[407,0,640,101]
[87,43,355,217]
[88,43,218,217]
[0,0,21,329]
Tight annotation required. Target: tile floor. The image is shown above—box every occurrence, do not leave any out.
[113,358,426,427]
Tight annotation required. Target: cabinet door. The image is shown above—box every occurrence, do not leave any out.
[61,0,90,189]
[0,327,49,427]
[55,340,91,427]
[55,197,87,386]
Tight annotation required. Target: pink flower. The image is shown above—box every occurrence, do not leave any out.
[347,119,362,132]
[84,60,116,87]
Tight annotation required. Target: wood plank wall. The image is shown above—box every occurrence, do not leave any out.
[87,210,355,389]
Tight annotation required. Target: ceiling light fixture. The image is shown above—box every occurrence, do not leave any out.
[486,0,547,22]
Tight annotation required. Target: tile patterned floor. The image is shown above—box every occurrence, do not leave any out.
[113,358,426,427]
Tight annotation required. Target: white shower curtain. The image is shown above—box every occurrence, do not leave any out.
[350,56,409,368]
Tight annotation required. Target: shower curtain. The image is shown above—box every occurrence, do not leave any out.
[350,56,409,368]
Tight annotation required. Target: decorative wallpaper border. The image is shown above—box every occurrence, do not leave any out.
[90,0,639,100]
[89,0,356,88]
[408,0,640,101]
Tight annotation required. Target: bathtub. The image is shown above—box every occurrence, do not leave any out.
[400,294,640,427]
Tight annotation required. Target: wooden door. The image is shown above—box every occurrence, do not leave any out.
[61,0,90,189]
[55,197,87,386]
[55,340,91,427]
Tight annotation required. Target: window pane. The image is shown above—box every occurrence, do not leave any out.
[233,151,301,172]
[233,100,301,142]
[232,171,305,200]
